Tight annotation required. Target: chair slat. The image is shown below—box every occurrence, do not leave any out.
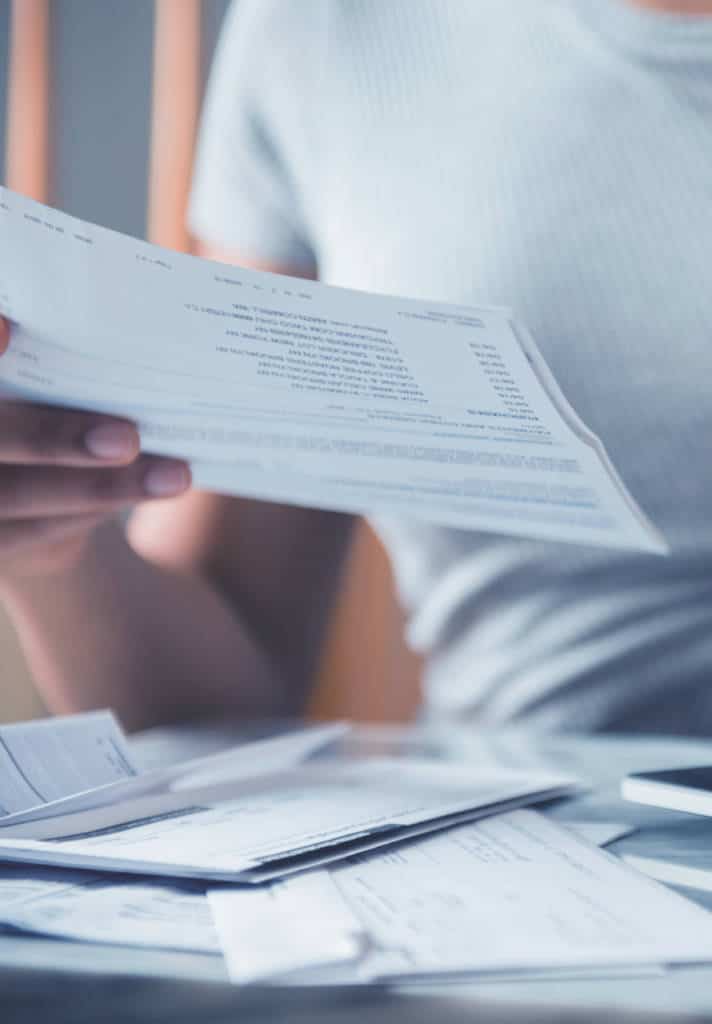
[147,0,202,251]
[5,0,50,202]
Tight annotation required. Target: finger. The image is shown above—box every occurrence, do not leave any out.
[0,511,110,563]
[0,455,191,520]
[0,318,9,356]
[0,401,141,467]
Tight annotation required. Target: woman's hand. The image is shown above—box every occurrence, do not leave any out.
[0,317,190,579]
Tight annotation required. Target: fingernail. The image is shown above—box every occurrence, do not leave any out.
[85,423,138,460]
[144,461,190,497]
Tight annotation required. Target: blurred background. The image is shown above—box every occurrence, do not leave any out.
[0,0,420,725]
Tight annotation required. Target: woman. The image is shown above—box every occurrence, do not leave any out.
[1,0,711,733]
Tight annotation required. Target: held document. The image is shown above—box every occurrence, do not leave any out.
[0,187,665,552]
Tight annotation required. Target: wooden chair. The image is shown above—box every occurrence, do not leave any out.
[3,0,422,724]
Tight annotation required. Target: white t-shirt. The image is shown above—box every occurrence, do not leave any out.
[189,0,712,733]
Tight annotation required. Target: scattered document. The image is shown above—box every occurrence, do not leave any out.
[0,864,219,954]
[0,816,622,956]
[0,712,137,819]
[0,720,347,835]
[209,873,363,983]
[0,187,664,552]
[209,810,712,984]
[0,760,573,882]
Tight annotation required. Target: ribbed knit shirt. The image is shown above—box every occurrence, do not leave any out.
[189,0,712,733]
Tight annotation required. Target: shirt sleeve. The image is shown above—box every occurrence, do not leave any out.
[188,0,318,273]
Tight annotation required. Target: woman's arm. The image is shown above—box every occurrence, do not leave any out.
[0,249,355,730]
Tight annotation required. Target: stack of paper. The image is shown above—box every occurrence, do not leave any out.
[0,865,220,954]
[0,713,575,884]
[208,810,712,985]
[0,712,347,837]
[2,717,706,988]
[0,710,139,818]
[0,820,627,956]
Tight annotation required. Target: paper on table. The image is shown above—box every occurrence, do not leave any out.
[0,712,137,819]
[0,762,574,882]
[0,864,219,954]
[335,810,712,979]
[208,810,712,984]
[0,815,624,957]
[0,187,665,553]
[0,721,348,833]
[209,874,363,983]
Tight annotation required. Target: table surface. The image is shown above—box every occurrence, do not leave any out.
[5,722,712,1020]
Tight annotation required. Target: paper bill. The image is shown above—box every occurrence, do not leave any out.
[0,187,665,552]
[208,810,712,984]
[209,873,363,983]
[0,712,137,820]
[0,864,218,954]
[0,721,347,833]
[0,762,573,882]
[0,812,625,959]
